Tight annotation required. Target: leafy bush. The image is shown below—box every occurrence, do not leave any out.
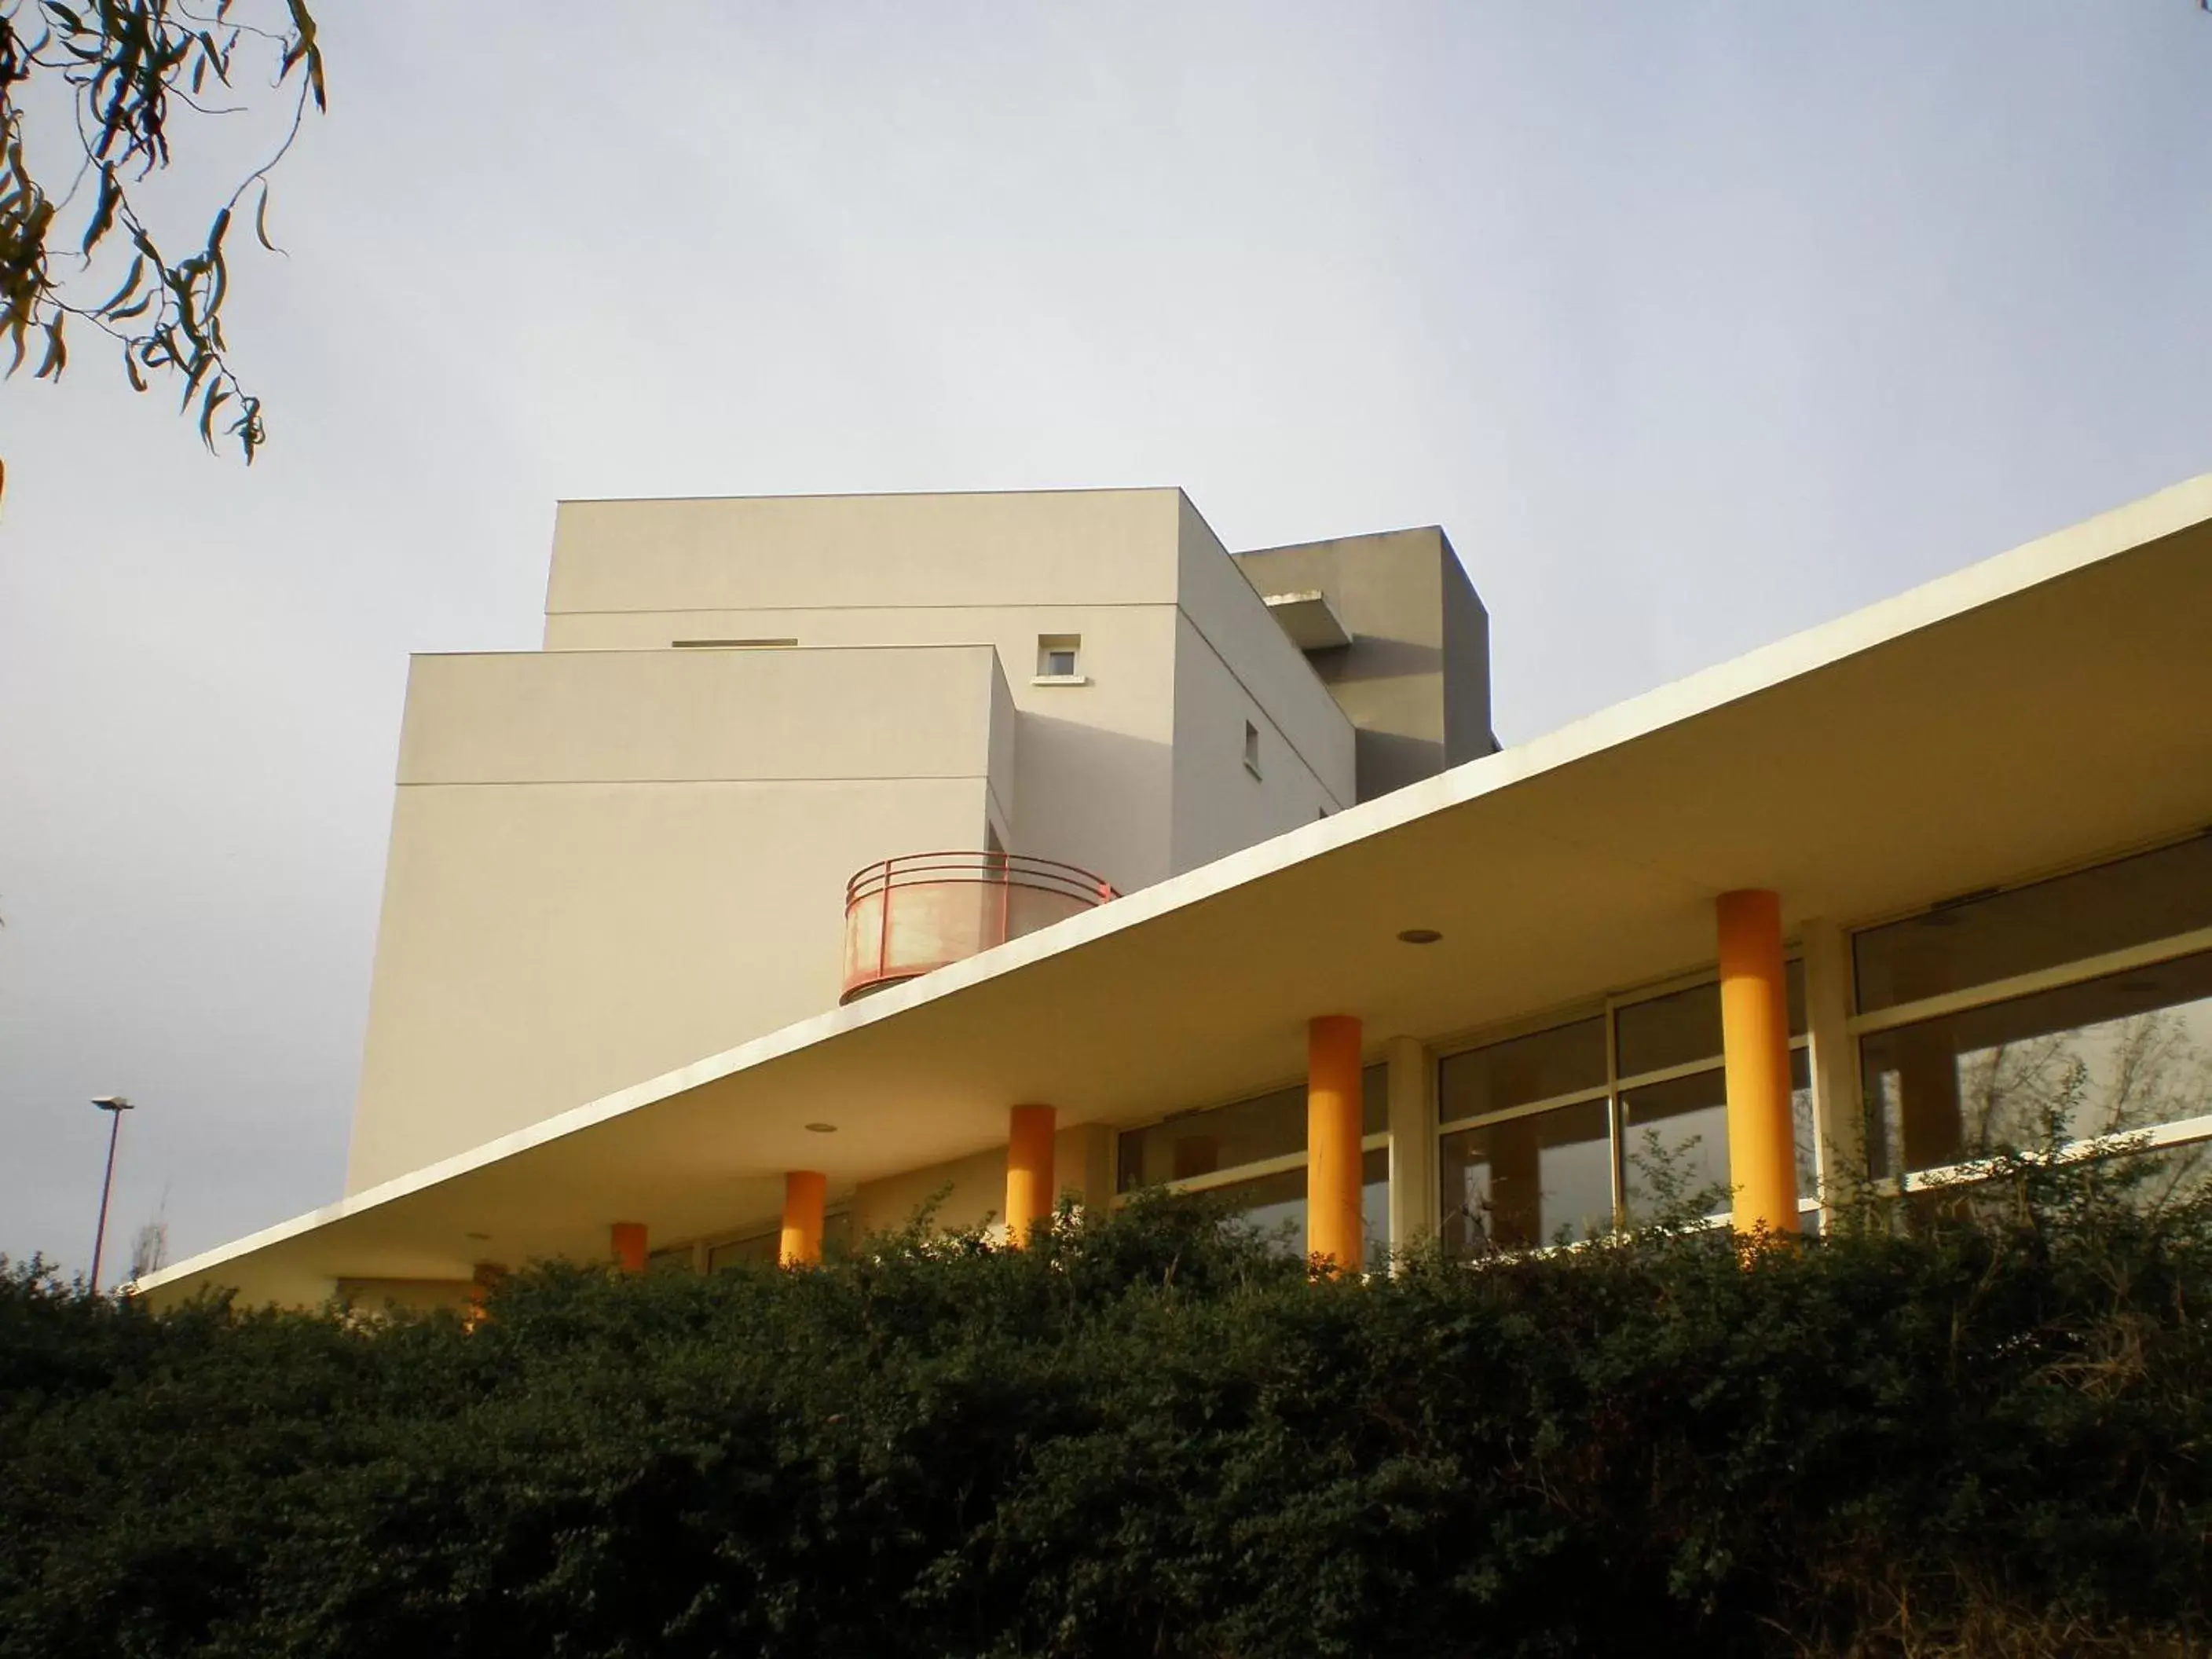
[2,1148,2207,1657]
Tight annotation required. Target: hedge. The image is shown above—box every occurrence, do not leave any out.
[2,1146,2207,1657]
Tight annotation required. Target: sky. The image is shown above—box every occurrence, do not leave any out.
[2,2,2209,1278]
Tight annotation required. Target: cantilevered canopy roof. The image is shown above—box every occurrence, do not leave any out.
[142,478,2212,1306]
[1262,588,1354,650]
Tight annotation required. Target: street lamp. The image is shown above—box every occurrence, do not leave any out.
[88,1096,134,1295]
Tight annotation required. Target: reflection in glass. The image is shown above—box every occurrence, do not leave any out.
[1860,950,2212,1177]
[1904,1140,2212,1233]
[1853,837,2212,1014]
[1792,1048,1818,1197]
[1618,1049,1815,1218]
[711,1233,778,1270]
[1621,1067,1728,1216]
[1212,1148,1390,1261]
[1439,1098,1612,1251]
[1361,1063,1389,1134]
[1616,964,1807,1080]
[1119,1067,1388,1192]
[1119,1085,1301,1188]
[1438,1017,1605,1123]
[1616,982,1722,1079]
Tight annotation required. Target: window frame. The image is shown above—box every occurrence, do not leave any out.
[1033,632,1086,684]
[1843,832,2212,1196]
[1112,1067,1391,1201]
[1434,958,1820,1240]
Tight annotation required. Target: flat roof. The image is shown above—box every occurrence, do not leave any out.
[141,476,2212,1304]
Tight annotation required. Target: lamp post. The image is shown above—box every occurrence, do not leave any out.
[88,1096,134,1295]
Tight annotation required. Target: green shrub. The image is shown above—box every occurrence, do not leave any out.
[1,1148,2207,1657]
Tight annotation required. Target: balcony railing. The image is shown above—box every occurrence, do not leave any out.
[842,851,1117,1003]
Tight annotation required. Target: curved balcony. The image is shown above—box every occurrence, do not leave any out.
[842,851,1117,1003]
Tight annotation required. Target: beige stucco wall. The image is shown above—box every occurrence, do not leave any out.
[544,489,1184,618]
[398,645,1016,835]
[549,602,1179,893]
[1168,498,1357,870]
[1167,613,1345,870]
[346,487,1409,1201]
[1232,526,1497,800]
[346,645,1010,1191]
[541,489,1202,892]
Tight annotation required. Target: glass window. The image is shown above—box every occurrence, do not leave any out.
[1439,1016,1605,1125]
[1439,1097,1612,1251]
[1619,1049,1815,1219]
[1615,962,1806,1080]
[1035,633,1082,678]
[709,1232,778,1271]
[2111,1139,2212,1213]
[1621,1067,1727,1216]
[1211,1148,1390,1260]
[1860,949,2212,1177]
[1617,982,1720,1079]
[1361,1062,1389,1135]
[1119,1084,1302,1188]
[1793,1051,1818,1196]
[1853,836,2212,1014]
[1118,1066,1387,1192]
[1904,1140,2212,1233]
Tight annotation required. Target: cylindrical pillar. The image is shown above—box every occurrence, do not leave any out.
[1717,890,1800,1238]
[610,1221,647,1273]
[780,1170,827,1267]
[467,1260,504,1329]
[1005,1104,1057,1247]
[1306,1015,1364,1272]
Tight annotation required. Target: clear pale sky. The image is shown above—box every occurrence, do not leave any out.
[2,2,2209,1277]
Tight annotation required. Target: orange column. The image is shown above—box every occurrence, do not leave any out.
[1717,889,1801,1239]
[780,1170,827,1267]
[610,1221,648,1273]
[1306,1015,1364,1273]
[1005,1104,1056,1247]
[466,1261,505,1329]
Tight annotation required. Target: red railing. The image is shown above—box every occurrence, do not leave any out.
[841,851,1117,1002]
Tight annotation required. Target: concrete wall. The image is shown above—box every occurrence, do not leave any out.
[551,602,1180,894]
[1232,526,1496,800]
[1167,614,1346,871]
[539,488,1366,892]
[346,488,1452,1196]
[1437,532,1500,764]
[542,489,1196,893]
[346,645,1009,1191]
[1168,497,1357,871]
[544,489,1184,619]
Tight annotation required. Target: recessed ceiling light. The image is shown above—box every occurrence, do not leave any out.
[1397,928,1443,945]
[804,1122,837,1133]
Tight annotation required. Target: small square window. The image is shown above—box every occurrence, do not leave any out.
[1243,720,1261,775]
[1036,634,1082,680]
